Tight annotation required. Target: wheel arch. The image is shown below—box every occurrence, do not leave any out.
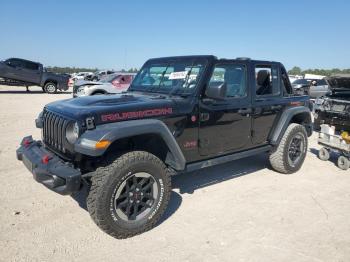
[269,106,312,146]
[44,79,58,86]
[91,89,107,95]
[75,119,186,171]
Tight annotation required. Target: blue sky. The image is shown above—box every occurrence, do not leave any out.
[1,0,349,70]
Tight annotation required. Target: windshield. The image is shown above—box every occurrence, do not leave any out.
[129,58,207,95]
[292,79,309,85]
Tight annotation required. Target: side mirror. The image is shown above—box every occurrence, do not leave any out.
[205,82,227,100]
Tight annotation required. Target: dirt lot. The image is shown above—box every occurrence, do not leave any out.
[0,85,349,262]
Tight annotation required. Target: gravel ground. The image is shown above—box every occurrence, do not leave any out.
[0,85,349,262]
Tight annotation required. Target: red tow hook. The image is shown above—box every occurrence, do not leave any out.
[22,137,33,148]
[41,155,52,164]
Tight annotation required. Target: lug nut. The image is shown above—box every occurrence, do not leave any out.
[135,188,140,192]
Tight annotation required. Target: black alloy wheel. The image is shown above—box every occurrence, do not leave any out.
[114,172,158,221]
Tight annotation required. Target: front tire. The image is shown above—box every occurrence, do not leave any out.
[269,123,308,174]
[43,82,57,94]
[87,151,172,239]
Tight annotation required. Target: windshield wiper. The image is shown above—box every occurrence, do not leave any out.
[157,66,168,88]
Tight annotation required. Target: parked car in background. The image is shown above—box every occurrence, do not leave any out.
[0,58,69,93]
[288,74,303,84]
[292,78,329,98]
[73,73,135,97]
[85,70,115,81]
[314,74,350,131]
[67,77,74,88]
[72,72,93,81]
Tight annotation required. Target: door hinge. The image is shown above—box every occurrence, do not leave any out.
[250,129,254,138]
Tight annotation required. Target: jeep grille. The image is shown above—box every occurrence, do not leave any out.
[42,110,70,154]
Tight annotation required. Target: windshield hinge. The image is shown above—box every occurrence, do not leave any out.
[86,117,95,130]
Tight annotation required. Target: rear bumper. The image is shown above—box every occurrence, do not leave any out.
[16,136,81,195]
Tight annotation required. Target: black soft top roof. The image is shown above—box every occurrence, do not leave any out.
[145,55,281,65]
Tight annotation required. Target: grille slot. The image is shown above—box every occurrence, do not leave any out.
[43,110,70,154]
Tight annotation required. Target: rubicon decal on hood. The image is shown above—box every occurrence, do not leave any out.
[101,108,173,122]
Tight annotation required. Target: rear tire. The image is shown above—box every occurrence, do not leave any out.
[318,147,330,161]
[87,151,172,239]
[43,82,57,94]
[269,123,308,174]
[337,156,350,170]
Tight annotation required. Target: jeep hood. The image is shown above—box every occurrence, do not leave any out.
[45,92,178,125]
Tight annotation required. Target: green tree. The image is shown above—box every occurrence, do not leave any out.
[288,66,302,75]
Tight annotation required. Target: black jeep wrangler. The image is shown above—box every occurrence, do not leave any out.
[17,56,312,238]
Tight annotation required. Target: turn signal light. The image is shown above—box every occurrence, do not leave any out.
[95,140,111,150]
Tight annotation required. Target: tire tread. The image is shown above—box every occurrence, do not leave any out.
[269,123,308,174]
[86,151,172,239]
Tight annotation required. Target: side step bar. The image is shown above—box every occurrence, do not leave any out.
[186,145,272,172]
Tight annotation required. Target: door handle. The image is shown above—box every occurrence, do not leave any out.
[238,108,252,115]
[271,105,282,110]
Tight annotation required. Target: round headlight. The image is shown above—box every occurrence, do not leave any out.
[66,122,80,144]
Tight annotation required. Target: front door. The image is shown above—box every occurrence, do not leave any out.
[199,62,252,156]
[2,58,21,80]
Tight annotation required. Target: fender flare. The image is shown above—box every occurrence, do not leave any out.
[74,119,186,171]
[269,106,312,145]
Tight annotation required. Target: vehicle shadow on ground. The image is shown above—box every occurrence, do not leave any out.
[172,153,269,194]
[71,153,269,227]
[0,90,71,94]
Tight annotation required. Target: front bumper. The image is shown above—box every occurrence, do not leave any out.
[16,136,81,195]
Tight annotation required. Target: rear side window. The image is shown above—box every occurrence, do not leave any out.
[209,63,247,98]
[255,65,279,96]
[24,61,39,70]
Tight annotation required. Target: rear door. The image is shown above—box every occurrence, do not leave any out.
[21,61,41,84]
[252,63,283,145]
[198,61,252,156]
